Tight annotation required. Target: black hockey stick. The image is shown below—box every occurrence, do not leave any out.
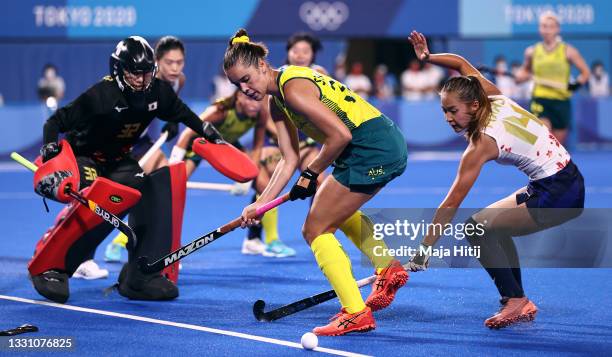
[10,151,138,249]
[137,193,290,274]
[477,65,581,91]
[253,274,377,322]
[253,262,412,321]
[476,65,516,79]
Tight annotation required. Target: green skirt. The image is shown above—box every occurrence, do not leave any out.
[332,116,407,194]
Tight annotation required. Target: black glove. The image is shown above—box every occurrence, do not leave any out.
[161,122,179,141]
[202,122,224,144]
[289,168,319,201]
[567,81,583,91]
[40,142,60,163]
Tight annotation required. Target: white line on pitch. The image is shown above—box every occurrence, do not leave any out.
[0,294,371,357]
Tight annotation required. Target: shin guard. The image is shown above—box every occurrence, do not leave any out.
[129,162,186,283]
[28,178,141,276]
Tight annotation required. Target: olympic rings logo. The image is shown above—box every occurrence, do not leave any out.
[299,1,349,31]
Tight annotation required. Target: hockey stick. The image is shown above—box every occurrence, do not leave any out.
[10,151,138,249]
[137,193,291,273]
[253,263,409,322]
[138,131,169,167]
[477,65,578,91]
[186,181,234,191]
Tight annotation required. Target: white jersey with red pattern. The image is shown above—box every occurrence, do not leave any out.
[482,95,571,181]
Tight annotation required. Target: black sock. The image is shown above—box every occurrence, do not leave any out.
[499,235,522,290]
[247,193,262,240]
[465,218,524,299]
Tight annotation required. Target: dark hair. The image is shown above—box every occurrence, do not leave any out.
[223,28,268,71]
[440,76,492,142]
[286,32,322,65]
[155,36,185,60]
[43,63,57,74]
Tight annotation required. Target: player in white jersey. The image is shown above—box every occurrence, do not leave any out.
[407,31,584,329]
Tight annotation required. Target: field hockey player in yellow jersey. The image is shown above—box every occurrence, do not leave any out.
[515,11,590,145]
[408,31,584,329]
[224,29,409,336]
[239,32,329,257]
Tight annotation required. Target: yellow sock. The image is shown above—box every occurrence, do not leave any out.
[112,232,128,248]
[339,210,393,274]
[261,207,279,245]
[310,233,365,313]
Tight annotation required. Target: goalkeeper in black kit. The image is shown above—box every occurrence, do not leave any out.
[31,36,221,303]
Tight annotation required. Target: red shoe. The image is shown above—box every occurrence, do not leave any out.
[365,260,408,311]
[485,297,538,329]
[313,306,376,336]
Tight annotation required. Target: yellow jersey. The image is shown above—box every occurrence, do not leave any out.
[532,42,571,100]
[273,66,381,143]
[216,106,258,144]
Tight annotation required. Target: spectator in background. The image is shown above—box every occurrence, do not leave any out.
[589,61,609,97]
[421,62,445,99]
[334,53,347,81]
[211,66,235,101]
[372,64,396,101]
[493,55,518,98]
[344,61,372,99]
[511,61,532,100]
[37,64,65,110]
[401,59,426,101]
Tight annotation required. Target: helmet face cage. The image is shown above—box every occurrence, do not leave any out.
[110,36,157,93]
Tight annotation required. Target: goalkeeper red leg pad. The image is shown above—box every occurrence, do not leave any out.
[33,139,80,203]
[28,177,141,277]
[128,162,186,284]
[192,138,258,183]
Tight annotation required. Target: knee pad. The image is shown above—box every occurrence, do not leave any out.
[129,162,186,284]
[28,178,141,276]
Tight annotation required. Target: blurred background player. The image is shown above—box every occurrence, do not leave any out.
[167,90,296,256]
[104,36,187,263]
[408,31,585,328]
[515,11,590,145]
[225,29,409,336]
[32,36,217,303]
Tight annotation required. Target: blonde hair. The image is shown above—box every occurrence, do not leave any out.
[440,76,492,142]
[539,11,560,27]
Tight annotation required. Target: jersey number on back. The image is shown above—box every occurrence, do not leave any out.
[117,123,141,139]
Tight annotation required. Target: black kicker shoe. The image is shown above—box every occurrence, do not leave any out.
[118,263,178,301]
[31,270,69,303]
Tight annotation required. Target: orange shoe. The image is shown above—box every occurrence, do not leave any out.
[313,306,376,336]
[485,297,538,329]
[365,260,408,311]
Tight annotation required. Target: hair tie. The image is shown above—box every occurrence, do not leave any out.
[231,35,250,45]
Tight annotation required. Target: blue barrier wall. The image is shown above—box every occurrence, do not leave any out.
[0,39,345,103]
[3,96,611,159]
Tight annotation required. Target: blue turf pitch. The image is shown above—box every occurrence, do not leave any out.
[1,151,611,356]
